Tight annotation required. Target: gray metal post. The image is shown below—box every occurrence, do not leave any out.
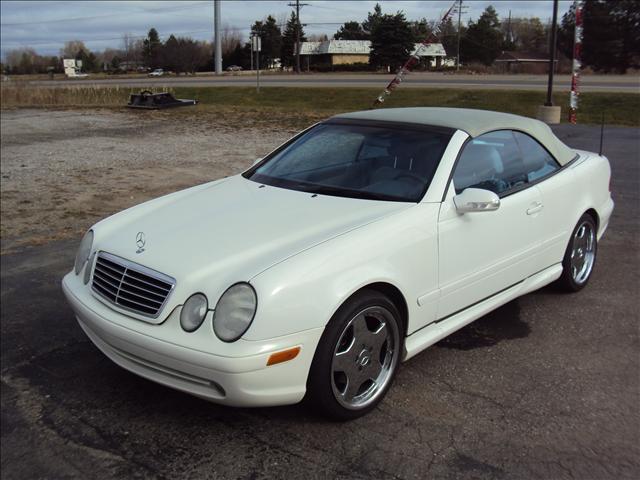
[545,0,559,106]
[214,0,222,74]
[256,48,260,92]
[295,0,301,73]
[456,0,462,71]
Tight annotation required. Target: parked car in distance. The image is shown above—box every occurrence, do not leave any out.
[148,69,165,77]
[226,65,243,72]
[62,108,613,420]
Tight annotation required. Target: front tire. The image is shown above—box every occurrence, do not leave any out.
[306,290,402,421]
[557,213,598,292]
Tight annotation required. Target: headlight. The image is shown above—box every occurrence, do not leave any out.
[74,230,94,275]
[213,283,257,342]
[180,293,208,332]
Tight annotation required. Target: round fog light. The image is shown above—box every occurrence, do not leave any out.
[180,293,208,332]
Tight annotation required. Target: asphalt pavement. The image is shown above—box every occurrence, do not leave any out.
[1,124,639,479]
[31,72,640,92]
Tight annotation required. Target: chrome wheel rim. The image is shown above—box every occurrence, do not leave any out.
[331,306,400,410]
[571,221,596,285]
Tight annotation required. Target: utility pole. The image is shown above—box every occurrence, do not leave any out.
[545,0,559,106]
[537,0,561,124]
[288,0,309,74]
[454,0,467,71]
[214,0,222,74]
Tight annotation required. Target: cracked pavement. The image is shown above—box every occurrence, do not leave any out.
[1,121,639,479]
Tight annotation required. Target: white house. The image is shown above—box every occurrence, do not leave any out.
[298,40,448,68]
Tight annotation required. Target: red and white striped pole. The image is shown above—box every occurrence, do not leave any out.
[569,0,584,124]
[373,1,457,107]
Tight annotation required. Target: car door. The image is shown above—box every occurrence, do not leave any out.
[437,130,544,319]
[513,131,572,268]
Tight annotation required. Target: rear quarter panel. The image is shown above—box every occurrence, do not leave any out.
[539,151,612,266]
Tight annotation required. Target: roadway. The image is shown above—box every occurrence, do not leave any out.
[31,72,640,92]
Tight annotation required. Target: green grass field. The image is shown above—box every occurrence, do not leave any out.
[175,87,640,126]
[2,84,638,126]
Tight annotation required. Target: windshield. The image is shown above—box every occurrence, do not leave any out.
[244,121,453,202]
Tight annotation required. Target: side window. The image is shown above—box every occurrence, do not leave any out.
[453,130,525,195]
[513,131,560,182]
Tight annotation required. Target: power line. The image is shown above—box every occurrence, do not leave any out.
[0,1,210,27]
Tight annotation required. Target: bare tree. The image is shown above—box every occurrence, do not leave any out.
[5,47,60,74]
[120,33,144,69]
[501,17,547,54]
[122,33,136,62]
[221,24,243,56]
[60,40,88,58]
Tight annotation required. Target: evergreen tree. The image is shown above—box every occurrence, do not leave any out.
[110,56,121,71]
[369,11,416,71]
[460,6,503,65]
[250,16,282,69]
[75,48,97,72]
[362,3,383,34]
[161,34,180,72]
[558,0,639,73]
[411,18,432,42]
[334,21,369,40]
[224,42,250,69]
[439,16,459,57]
[143,28,162,68]
[281,11,307,69]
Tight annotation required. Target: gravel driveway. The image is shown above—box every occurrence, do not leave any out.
[0,108,294,252]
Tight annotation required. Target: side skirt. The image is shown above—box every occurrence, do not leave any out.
[402,263,562,361]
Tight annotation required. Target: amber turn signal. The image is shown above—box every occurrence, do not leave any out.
[267,346,301,366]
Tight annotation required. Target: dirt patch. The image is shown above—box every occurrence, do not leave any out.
[0,108,296,253]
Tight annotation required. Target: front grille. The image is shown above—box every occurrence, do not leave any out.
[91,252,175,318]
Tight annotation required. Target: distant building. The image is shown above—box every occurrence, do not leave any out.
[119,61,145,72]
[495,51,557,72]
[298,40,448,69]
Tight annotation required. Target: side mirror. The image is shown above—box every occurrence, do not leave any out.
[453,188,500,213]
[252,157,262,166]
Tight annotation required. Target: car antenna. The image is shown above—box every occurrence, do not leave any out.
[599,112,605,156]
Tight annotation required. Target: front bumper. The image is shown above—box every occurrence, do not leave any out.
[62,273,323,407]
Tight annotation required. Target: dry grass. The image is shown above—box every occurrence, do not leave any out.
[0,82,176,107]
[1,83,638,126]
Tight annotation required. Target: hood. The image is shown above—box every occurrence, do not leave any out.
[92,175,409,317]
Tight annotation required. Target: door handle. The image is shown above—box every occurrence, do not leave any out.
[526,202,544,215]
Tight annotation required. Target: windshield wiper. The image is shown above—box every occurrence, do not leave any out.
[309,184,406,202]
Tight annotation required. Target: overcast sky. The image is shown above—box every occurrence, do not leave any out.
[1,0,573,58]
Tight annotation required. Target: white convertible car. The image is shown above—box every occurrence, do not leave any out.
[62,108,613,420]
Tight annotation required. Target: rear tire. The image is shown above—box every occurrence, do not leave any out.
[306,290,402,421]
[557,213,598,292]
